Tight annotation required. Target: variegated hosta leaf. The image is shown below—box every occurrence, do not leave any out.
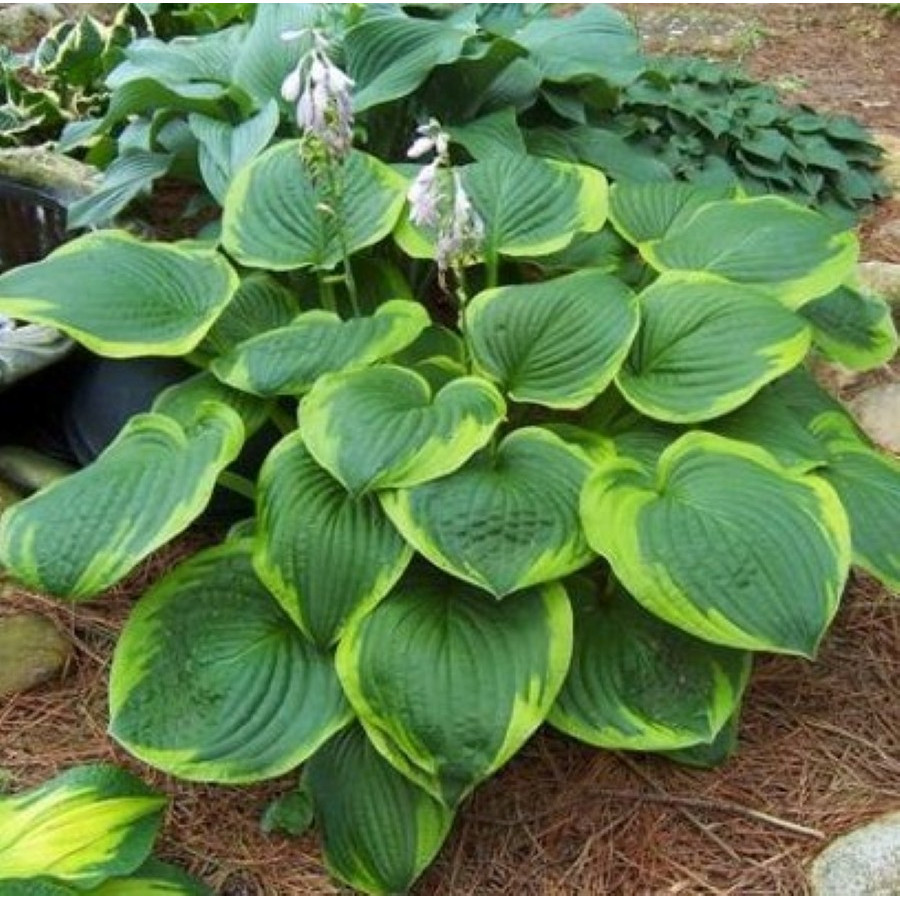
[211,300,430,397]
[395,155,607,261]
[299,365,505,494]
[221,144,407,270]
[798,285,898,370]
[617,273,811,423]
[254,431,413,647]
[382,427,593,598]
[0,404,244,599]
[0,231,238,357]
[808,411,900,591]
[0,765,164,888]
[336,566,573,805]
[662,711,741,769]
[466,269,638,409]
[86,860,210,896]
[640,196,858,308]
[303,725,455,896]
[109,542,352,782]
[549,576,751,751]
[581,432,851,656]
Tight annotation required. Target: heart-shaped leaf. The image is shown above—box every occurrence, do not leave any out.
[0,231,238,357]
[211,300,429,397]
[466,269,638,409]
[254,432,413,647]
[336,565,573,805]
[222,144,408,271]
[581,432,851,656]
[304,725,455,896]
[0,404,244,599]
[549,576,751,751]
[299,365,505,494]
[109,542,352,782]
[382,427,593,597]
[617,273,811,423]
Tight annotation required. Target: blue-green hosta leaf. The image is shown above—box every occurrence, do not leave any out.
[87,860,210,896]
[549,576,751,751]
[304,725,455,896]
[211,300,429,397]
[0,232,238,358]
[617,273,811,423]
[581,432,851,656]
[808,412,900,591]
[0,765,164,889]
[641,197,859,308]
[336,566,573,804]
[382,428,593,598]
[0,404,243,599]
[608,181,736,245]
[299,365,505,494]
[109,542,352,782]
[799,285,898,370]
[222,144,408,270]
[346,8,476,112]
[466,269,638,409]
[395,155,607,261]
[254,432,412,647]
[392,323,466,370]
[448,107,526,160]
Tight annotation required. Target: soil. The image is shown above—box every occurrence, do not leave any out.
[2,4,900,897]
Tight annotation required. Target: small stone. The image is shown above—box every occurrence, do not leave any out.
[848,382,900,453]
[0,613,71,697]
[811,811,900,895]
[874,133,900,194]
[858,261,900,307]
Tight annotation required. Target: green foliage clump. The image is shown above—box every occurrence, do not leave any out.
[0,4,897,896]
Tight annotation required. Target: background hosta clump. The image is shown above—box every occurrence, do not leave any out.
[0,3,898,895]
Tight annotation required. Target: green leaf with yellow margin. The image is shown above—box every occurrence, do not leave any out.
[580,432,851,656]
[87,859,211,895]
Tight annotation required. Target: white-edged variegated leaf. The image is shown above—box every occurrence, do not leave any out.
[254,431,412,647]
[581,432,851,657]
[395,155,607,261]
[109,542,352,783]
[0,404,243,599]
[0,231,238,357]
[549,576,751,751]
[466,269,638,409]
[0,765,164,888]
[299,365,505,494]
[222,144,407,270]
[640,197,858,308]
[381,428,593,598]
[617,273,811,423]
[303,725,455,896]
[211,300,429,397]
[336,565,573,805]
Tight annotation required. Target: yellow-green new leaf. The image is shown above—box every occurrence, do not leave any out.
[88,860,211,895]
[222,144,407,270]
[110,542,352,783]
[581,432,851,656]
[381,428,594,598]
[466,270,638,409]
[617,273,811,423]
[254,432,413,647]
[0,231,238,357]
[299,365,505,494]
[0,765,164,889]
[0,404,244,599]
[549,576,751,751]
[304,725,455,896]
[336,565,573,805]
[211,300,429,397]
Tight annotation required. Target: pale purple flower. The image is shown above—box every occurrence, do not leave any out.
[407,160,443,228]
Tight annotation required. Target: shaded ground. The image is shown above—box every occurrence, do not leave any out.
[2,4,900,896]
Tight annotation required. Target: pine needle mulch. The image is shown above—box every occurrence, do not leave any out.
[1,535,898,895]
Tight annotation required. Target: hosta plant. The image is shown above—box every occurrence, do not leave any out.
[0,4,899,895]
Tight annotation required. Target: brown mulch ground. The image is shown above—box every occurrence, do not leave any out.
[2,4,900,896]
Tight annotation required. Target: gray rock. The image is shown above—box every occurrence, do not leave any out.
[849,382,900,453]
[811,812,900,895]
[0,613,71,697]
[858,261,900,308]
[0,4,62,48]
